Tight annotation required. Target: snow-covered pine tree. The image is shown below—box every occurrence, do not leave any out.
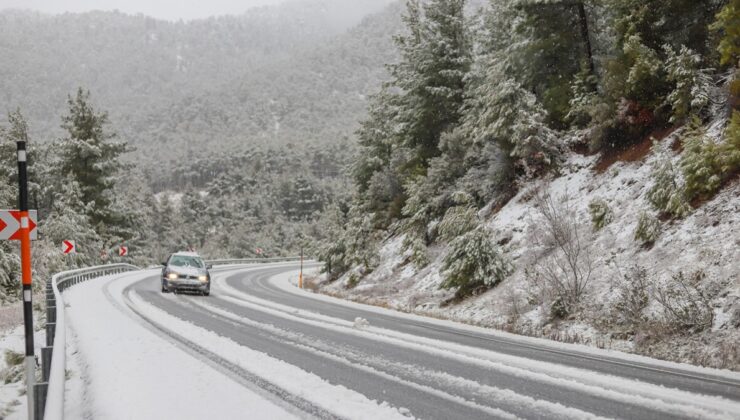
[391,0,471,170]
[440,227,512,298]
[179,189,208,250]
[40,177,103,268]
[588,198,613,231]
[712,0,740,69]
[462,71,559,178]
[58,88,129,232]
[634,210,661,246]
[664,45,713,123]
[351,0,472,230]
[437,191,477,241]
[680,119,725,201]
[647,141,690,218]
[352,90,401,207]
[513,0,597,126]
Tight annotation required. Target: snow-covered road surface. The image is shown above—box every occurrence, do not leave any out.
[62,263,740,419]
[62,270,301,420]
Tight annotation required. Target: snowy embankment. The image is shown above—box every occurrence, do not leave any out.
[0,324,45,419]
[58,268,407,420]
[0,296,49,419]
[320,129,739,369]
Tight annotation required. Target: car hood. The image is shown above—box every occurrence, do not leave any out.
[168,266,207,277]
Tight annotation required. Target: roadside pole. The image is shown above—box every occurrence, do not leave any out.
[299,246,304,289]
[16,141,35,419]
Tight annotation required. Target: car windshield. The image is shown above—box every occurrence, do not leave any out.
[169,255,204,269]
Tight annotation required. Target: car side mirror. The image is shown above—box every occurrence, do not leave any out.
[206,264,213,270]
[161,262,167,266]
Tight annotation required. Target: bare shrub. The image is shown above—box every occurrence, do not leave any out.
[653,271,714,333]
[345,272,360,289]
[503,288,527,328]
[529,190,595,318]
[612,266,650,331]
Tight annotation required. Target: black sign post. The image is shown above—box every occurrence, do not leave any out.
[17,140,35,419]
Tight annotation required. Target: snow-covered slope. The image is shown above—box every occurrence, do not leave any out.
[320,126,740,370]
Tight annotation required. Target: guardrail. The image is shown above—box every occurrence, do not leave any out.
[42,264,140,420]
[206,256,303,266]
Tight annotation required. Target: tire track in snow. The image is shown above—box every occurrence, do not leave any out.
[184,296,602,420]
[207,271,740,420]
[106,275,341,420]
[154,288,512,419]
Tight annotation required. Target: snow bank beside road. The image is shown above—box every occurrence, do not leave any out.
[63,270,297,420]
[275,268,740,381]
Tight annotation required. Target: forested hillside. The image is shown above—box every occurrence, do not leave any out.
[0,0,399,169]
[316,0,740,368]
[0,0,402,301]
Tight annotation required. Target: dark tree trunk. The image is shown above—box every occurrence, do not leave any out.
[576,2,595,77]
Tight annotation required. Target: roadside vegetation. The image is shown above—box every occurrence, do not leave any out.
[316,0,740,369]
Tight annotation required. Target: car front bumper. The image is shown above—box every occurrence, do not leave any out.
[163,279,210,292]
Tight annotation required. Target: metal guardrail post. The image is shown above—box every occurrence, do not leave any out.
[41,347,52,382]
[33,382,48,420]
[46,306,56,323]
[45,324,55,347]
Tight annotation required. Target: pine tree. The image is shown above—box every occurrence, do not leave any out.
[180,189,208,249]
[711,0,740,102]
[278,175,326,221]
[712,0,740,68]
[663,45,712,123]
[352,0,471,226]
[392,0,471,170]
[680,119,725,201]
[603,0,723,118]
[647,141,690,218]
[462,71,559,177]
[441,227,512,298]
[41,177,103,267]
[58,88,129,232]
[513,0,598,126]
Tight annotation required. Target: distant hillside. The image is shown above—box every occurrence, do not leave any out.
[0,0,402,179]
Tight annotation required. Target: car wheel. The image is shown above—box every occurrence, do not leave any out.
[203,289,210,296]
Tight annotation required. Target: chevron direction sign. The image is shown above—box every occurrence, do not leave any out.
[0,210,38,241]
[63,240,76,255]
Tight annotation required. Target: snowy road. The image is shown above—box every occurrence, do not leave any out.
[66,263,740,419]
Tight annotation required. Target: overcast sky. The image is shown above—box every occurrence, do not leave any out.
[0,0,290,21]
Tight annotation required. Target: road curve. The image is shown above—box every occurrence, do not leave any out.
[127,263,740,420]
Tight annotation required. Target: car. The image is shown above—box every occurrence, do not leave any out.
[161,252,212,296]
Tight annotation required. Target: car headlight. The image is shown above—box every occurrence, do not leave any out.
[198,275,208,282]
[168,273,178,280]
